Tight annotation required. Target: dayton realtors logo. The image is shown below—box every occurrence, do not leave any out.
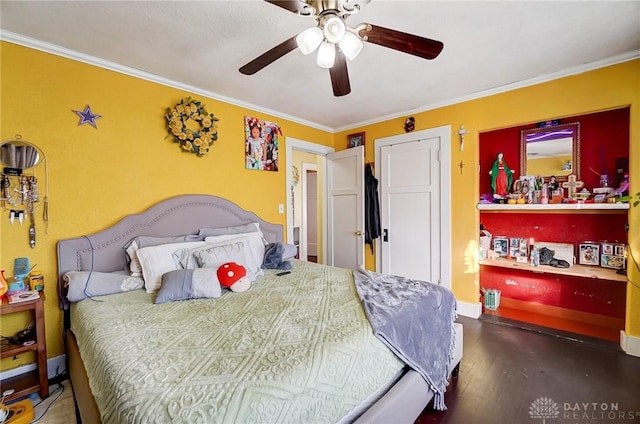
[529,397,561,423]
[529,397,639,423]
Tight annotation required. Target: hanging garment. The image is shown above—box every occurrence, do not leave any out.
[365,163,381,254]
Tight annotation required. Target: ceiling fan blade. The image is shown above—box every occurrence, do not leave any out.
[329,50,351,97]
[263,0,303,13]
[358,24,444,60]
[239,36,298,75]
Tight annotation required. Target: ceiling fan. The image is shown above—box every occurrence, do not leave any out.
[239,0,444,97]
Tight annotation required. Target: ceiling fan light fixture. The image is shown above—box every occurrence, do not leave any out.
[338,31,364,60]
[317,41,336,68]
[323,16,346,44]
[296,27,324,55]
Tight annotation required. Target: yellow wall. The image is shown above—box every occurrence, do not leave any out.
[0,42,333,369]
[527,155,572,177]
[335,59,640,337]
[2,40,639,372]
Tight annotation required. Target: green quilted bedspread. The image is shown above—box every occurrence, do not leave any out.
[71,260,404,423]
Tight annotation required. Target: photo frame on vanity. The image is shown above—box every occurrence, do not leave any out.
[601,243,614,255]
[347,132,365,148]
[578,243,599,266]
[614,244,626,257]
[516,238,529,262]
[493,236,508,257]
[601,254,625,270]
[509,237,520,258]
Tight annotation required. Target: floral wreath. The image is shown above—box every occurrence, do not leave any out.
[165,97,219,157]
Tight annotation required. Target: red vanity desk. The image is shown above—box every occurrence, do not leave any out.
[478,203,629,341]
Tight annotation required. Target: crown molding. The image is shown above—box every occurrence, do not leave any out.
[2,30,638,134]
[0,30,334,133]
[333,49,640,132]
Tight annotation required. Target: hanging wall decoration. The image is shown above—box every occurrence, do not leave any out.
[165,97,219,157]
[244,116,281,171]
[72,105,102,129]
[347,132,365,148]
[404,116,415,133]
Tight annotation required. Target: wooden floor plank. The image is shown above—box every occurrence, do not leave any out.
[417,316,640,424]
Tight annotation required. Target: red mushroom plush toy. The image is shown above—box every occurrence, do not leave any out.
[217,262,251,293]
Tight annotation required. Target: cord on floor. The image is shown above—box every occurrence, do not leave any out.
[30,366,66,422]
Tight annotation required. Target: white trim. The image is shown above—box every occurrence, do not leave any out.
[4,30,638,134]
[0,30,333,133]
[373,126,452,290]
[0,355,66,381]
[457,301,482,319]
[620,331,640,357]
[332,50,640,132]
[285,138,334,264]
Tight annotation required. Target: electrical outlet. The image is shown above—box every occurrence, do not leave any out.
[278,204,284,214]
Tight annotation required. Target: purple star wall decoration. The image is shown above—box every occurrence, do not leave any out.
[72,105,102,129]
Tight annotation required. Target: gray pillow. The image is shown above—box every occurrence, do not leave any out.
[64,270,143,302]
[124,234,202,252]
[155,268,221,304]
[197,223,261,238]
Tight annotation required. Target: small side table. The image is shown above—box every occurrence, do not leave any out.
[0,291,48,401]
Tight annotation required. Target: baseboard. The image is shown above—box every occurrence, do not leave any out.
[457,300,482,319]
[0,354,66,381]
[620,331,640,357]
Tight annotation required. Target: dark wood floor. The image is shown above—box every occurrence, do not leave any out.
[416,316,640,424]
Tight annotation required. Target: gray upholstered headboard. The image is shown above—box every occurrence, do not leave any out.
[57,194,283,310]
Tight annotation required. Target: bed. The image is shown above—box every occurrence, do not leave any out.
[57,194,463,423]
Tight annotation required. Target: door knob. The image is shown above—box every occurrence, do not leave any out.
[354,230,363,236]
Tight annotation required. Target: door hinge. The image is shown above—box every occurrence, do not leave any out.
[383,229,388,242]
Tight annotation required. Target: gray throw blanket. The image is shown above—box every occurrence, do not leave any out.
[262,242,292,270]
[353,267,457,410]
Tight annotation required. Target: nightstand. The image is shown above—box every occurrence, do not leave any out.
[0,291,48,401]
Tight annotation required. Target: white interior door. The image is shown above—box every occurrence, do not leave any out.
[376,126,451,287]
[327,146,364,268]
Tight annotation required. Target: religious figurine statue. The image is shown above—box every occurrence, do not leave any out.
[489,152,514,198]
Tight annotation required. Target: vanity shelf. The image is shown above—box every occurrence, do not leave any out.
[479,258,626,282]
[477,203,629,213]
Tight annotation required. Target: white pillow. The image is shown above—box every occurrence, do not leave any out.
[204,233,265,280]
[136,241,206,293]
[192,241,257,281]
[126,240,143,277]
[125,234,202,277]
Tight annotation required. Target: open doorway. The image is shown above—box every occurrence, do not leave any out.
[291,151,319,262]
[302,164,318,262]
[285,137,334,264]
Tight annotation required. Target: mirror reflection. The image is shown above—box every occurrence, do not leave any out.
[520,122,580,183]
[1,140,43,170]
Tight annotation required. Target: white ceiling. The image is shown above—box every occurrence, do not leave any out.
[2,1,639,132]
